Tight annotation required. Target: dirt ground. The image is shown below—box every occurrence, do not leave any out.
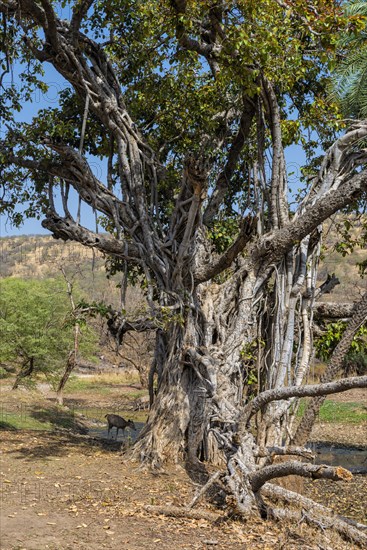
[328,388,367,404]
[0,385,366,550]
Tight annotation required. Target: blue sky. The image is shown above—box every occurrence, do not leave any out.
[0,58,107,238]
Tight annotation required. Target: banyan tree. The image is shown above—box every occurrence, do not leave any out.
[0,0,366,543]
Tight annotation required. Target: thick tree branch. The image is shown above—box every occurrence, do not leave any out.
[242,375,367,425]
[255,169,367,264]
[194,215,255,284]
[262,77,289,229]
[254,446,315,460]
[71,0,93,37]
[3,1,163,266]
[106,312,157,344]
[253,121,367,267]
[44,140,138,228]
[314,301,355,320]
[3,144,137,231]
[250,461,352,493]
[170,0,223,75]
[315,272,340,298]
[203,100,256,224]
[42,212,141,261]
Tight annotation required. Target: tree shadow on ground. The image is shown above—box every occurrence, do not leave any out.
[0,421,18,430]
[6,431,123,460]
[29,404,89,433]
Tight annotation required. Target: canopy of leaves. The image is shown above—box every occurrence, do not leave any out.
[0,0,351,231]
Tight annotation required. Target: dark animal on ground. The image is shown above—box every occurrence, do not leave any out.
[105,414,136,439]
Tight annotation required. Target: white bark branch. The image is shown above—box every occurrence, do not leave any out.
[243,375,367,424]
[250,461,353,492]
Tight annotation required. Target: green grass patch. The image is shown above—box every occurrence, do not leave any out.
[0,411,52,431]
[0,405,83,431]
[64,372,142,394]
[64,377,113,394]
[318,401,367,424]
[297,399,367,424]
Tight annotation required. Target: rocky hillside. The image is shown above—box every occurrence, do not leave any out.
[0,234,143,311]
[0,223,365,304]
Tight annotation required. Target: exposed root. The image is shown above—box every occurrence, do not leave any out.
[261,483,367,531]
[262,483,367,547]
[269,506,367,548]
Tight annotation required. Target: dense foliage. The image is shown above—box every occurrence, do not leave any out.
[331,0,367,118]
[0,277,98,384]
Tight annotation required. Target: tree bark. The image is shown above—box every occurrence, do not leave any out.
[268,506,367,547]
[56,351,76,406]
[56,267,80,406]
[12,357,34,390]
[250,461,352,493]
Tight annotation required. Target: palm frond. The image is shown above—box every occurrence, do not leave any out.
[330,0,367,117]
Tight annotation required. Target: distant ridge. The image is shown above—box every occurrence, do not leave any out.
[0,229,364,304]
[0,235,104,278]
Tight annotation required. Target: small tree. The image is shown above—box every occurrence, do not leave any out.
[0,278,98,389]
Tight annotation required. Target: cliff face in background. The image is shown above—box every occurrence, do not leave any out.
[0,234,132,310]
